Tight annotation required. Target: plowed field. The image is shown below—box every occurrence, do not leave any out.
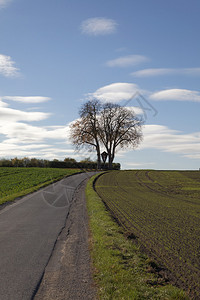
[95,170,200,298]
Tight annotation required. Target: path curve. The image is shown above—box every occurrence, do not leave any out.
[0,172,97,300]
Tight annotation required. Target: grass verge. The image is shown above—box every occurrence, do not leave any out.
[86,174,189,300]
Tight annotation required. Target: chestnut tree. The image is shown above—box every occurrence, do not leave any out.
[70,99,143,169]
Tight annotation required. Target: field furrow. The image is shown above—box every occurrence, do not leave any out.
[95,170,200,298]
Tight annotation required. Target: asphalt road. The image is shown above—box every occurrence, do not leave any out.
[0,172,96,300]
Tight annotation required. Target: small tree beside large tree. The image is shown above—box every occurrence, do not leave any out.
[70,99,143,169]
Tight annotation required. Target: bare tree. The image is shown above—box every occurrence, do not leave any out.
[99,103,143,169]
[70,99,102,169]
[70,99,143,170]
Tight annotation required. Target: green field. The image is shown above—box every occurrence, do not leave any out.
[0,167,80,205]
[95,170,200,298]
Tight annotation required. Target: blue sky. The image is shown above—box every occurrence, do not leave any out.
[0,0,200,169]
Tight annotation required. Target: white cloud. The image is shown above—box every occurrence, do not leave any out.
[0,98,69,146]
[0,97,95,160]
[126,106,144,115]
[0,0,11,8]
[123,162,155,168]
[131,68,200,77]
[0,98,63,154]
[0,139,75,159]
[89,82,141,102]
[0,122,46,143]
[0,98,9,107]
[80,17,117,36]
[184,68,200,75]
[150,89,200,102]
[0,107,50,122]
[0,97,51,123]
[0,54,20,77]
[139,124,200,160]
[3,96,51,103]
[0,121,70,143]
[106,55,149,67]
[185,153,200,159]
[132,68,174,77]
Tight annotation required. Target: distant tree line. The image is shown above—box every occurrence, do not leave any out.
[0,157,120,170]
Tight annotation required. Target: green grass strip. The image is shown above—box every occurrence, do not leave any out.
[0,168,81,205]
[86,175,189,300]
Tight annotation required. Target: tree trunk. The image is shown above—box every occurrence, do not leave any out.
[96,144,101,170]
[108,147,115,170]
[97,152,101,169]
[108,150,113,170]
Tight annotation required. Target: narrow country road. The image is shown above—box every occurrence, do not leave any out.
[0,172,97,300]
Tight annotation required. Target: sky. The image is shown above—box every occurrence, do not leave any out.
[0,0,200,170]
